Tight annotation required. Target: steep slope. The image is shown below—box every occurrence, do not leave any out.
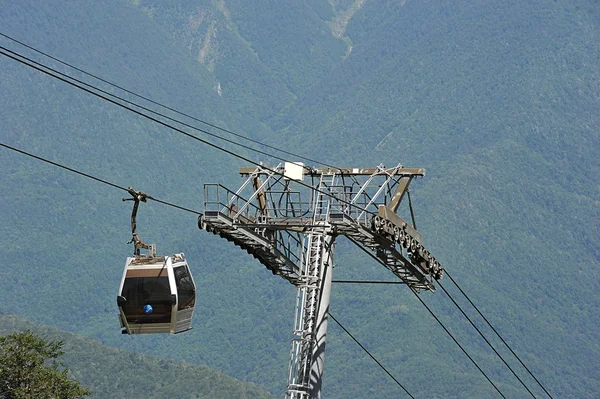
[0,314,274,398]
[129,0,295,126]
[130,0,349,125]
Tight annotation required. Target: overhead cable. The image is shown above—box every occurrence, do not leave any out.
[1,35,548,398]
[438,281,537,398]
[0,48,377,217]
[0,32,339,169]
[408,286,506,398]
[328,313,416,399]
[445,271,554,399]
[1,138,414,399]
[0,45,293,166]
[0,141,201,216]
[346,236,507,398]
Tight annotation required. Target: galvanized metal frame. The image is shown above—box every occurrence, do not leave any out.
[200,163,444,399]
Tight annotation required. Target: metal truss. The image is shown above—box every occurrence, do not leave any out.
[199,162,445,399]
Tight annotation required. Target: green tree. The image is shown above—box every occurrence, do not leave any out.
[0,331,90,399]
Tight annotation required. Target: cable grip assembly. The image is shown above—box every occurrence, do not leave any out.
[123,187,156,257]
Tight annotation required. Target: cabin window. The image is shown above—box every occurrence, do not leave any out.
[121,276,172,323]
[174,266,196,310]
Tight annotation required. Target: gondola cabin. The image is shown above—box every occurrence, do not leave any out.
[117,253,196,334]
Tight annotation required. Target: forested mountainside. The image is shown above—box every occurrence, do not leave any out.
[1,0,598,398]
[0,314,274,398]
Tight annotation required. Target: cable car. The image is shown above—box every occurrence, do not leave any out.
[117,252,196,334]
[117,188,196,334]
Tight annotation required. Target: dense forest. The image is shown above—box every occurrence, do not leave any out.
[0,0,598,398]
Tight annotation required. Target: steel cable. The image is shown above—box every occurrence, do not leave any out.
[445,271,554,398]
[0,32,339,169]
[0,47,378,217]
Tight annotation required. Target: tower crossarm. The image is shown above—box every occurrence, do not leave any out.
[330,213,438,291]
[199,211,302,284]
[200,183,304,284]
[239,166,425,177]
[201,163,444,399]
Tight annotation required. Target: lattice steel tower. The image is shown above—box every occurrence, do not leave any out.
[198,163,444,399]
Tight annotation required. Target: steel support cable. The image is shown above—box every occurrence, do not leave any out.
[408,286,506,398]
[0,45,292,166]
[0,141,202,216]
[406,190,417,230]
[328,313,416,399]
[0,32,339,169]
[0,149,502,399]
[1,139,411,399]
[437,281,537,398]
[345,236,507,398]
[1,138,406,398]
[1,142,413,399]
[0,42,523,399]
[0,48,377,218]
[445,271,554,399]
